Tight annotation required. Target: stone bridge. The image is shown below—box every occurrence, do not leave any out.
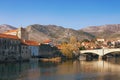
[80,48,120,56]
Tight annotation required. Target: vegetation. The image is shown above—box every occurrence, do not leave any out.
[60,36,80,59]
[79,46,86,50]
[60,43,73,58]
[82,39,90,42]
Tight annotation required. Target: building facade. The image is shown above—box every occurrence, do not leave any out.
[0,28,40,62]
[0,34,21,62]
[20,44,30,61]
[21,40,40,57]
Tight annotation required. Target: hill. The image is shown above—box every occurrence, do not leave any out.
[0,24,16,33]
[1,24,120,42]
[26,24,95,42]
[80,24,120,39]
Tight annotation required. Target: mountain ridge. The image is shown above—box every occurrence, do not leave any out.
[0,24,16,33]
[26,24,94,42]
[1,24,120,42]
[80,24,120,39]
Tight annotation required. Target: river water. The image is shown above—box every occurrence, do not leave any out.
[0,58,120,80]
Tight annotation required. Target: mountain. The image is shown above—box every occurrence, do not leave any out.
[1,24,120,42]
[80,24,120,39]
[0,24,16,33]
[26,24,95,42]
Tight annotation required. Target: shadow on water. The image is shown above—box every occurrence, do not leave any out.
[0,62,30,80]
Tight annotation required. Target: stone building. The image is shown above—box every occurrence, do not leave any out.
[21,40,40,57]
[20,43,30,61]
[0,34,21,62]
[39,44,60,58]
[1,27,40,61]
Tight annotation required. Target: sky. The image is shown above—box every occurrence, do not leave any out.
[0,0,120,29]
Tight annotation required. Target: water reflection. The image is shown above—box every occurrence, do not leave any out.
[0,58,120,80]
[0,62,30,80]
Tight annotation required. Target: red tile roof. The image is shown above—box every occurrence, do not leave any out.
[56,45,62,50]
[21,40,40,46]
[43,39,51,43]
[0,33,19,40]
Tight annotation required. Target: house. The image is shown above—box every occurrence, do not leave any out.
[21,40,40,57]
[1,27,31,61]
[0,34,21,62]
[2,27,40,61]
[43,39,54,47]
[96,38,105,42]
[81,41,96,49]
[39,44,59,58]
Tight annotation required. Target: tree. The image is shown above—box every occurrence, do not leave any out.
[82,39,90,42]
[79,46,86,50]
[60,43,73,58]
[70,36,77,44]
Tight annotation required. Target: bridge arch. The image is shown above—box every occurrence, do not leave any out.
[103,49,120,56]
[103,51,120,56]
[80,51,99,60]
[80,49,103,56]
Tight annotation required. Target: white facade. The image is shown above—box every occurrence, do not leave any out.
[97,38,105,42]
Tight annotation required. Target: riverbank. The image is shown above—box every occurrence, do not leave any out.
[39,57,61,62]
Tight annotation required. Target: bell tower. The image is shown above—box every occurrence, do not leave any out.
[17,27,28,40]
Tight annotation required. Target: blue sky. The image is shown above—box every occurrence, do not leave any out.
[0,0,120,29]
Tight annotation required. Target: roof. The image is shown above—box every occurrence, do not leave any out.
[56,45,62,50]
[0,33,19,40]
[21,40,40,46]
[43,39,51,43]
[3,29,18,34]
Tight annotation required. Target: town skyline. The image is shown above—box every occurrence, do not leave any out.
[0,0,120,29]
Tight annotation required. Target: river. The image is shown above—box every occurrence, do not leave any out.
[0,58,120,80]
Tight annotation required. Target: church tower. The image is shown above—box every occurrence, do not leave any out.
[17,27,28,40]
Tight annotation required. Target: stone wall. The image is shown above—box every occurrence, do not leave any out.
[0,38,21,62]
